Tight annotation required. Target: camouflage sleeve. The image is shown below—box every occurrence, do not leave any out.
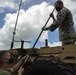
[49,20,60,32]
[57,8,67,24]
[49,8,67,32]
[0,71,12,75]
[7,68,13,75]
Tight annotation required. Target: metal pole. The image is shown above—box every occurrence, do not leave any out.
[10,0,23,49]
[21,8,55,67]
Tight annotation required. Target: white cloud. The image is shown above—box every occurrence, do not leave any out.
[0,0,28,13]
[48,42,62,47]
[0,2,54,50]
[62,0,76,12]
[0,1,17,12]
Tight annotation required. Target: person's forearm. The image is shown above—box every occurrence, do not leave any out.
[12,59,24,73]
[18,73,24,75]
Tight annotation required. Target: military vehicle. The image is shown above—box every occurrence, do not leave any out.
[8,39,76,75]
[7,0,76,75]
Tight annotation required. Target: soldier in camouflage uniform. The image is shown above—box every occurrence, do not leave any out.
[42,0,76,45]
[0,50,24,75]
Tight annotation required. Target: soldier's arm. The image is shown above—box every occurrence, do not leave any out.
[18,66,24,75]
[7,56,26,74]
[11,56,26,73]
[49,8,68,32]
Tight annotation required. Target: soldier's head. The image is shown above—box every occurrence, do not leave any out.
[0,50,13,69]
[54,0,64,12]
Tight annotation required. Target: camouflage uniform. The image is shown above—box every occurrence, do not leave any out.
[49,7,76,45]
[0,69,12,75]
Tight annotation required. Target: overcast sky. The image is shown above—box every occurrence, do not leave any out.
[0,0,76,50]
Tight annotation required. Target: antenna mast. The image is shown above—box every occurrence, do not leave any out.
[10,0,22,49]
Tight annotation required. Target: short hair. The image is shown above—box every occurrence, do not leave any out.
[0,50,8,58]
[54,0,63,5]
[0,50,9,64]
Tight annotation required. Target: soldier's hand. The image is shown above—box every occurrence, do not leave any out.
[50,13,55,21]
[42,27,49,31]
[18,66,24,75]
[50,13,54,18]
[20,56,27,61]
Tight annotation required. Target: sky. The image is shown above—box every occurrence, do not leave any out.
[0,0,76,50]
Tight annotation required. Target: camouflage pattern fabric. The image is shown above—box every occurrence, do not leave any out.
[49,7,76,42]
[0,69,12,75]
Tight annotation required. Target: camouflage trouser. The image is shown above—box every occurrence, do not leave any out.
[62,39,75,46]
